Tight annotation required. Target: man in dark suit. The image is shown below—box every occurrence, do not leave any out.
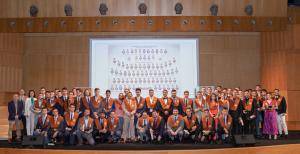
[8,94,24,143]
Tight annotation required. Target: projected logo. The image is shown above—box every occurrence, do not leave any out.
[109,47,180,92]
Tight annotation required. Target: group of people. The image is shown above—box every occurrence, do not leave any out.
[7,85,288,146]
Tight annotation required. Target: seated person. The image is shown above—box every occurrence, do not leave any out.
[149,110,164,143]
[93,112,109,143]
[200,109,214,143]
[34,107,50,145]
[136,112,151,143]
[167,108,184,143]
[107,111,122,143]
[49,108,64,144]
[76,109,95,146]
[218,108,232,143]
[183,108,200,142]
[63,104,79,145]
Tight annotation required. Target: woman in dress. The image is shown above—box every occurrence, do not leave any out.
[24,90,36,136]
[262,93,278,140]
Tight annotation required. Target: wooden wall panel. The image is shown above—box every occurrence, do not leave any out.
[22,32,260,92]
[0,16,288,33]
[0,33,23,92]
[0,0,287,18]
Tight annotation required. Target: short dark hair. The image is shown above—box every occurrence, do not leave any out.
[106,90,111,94]
[135,88,141,92]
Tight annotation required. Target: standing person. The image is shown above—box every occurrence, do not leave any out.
[181,91,193,116]
[74,89,82,112]
[19,89,27,136]
[90,88,103,115]
[80,89,92,113]
[274,89,288,138]
[208,93,219,140]
[121,91,137,143]
[60,87,69,115]
[170,89,183,115]
[229,91,243,135]
[24,90,37,136]
[76,109,95,145]
[134,88,146,137]
[262,93,278,140]
[241,90,256,134]
[145,89,158,116]
[115,93,125,135]
[252,90,263,138]
[102,90,115,118]
[8,94,24,143]
[157,89,172,128]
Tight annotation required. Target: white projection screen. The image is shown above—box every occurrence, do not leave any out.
[90,38,199,97]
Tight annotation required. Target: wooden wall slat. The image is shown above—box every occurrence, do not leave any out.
[0,0,287,18]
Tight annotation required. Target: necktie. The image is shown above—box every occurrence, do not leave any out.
[70,112,73,120]
[87,97,90,103]
[185,99,188,106]
[144,119,147,126]
[174,116,177,122]
[206,117,209,128]
[224,116,227,125]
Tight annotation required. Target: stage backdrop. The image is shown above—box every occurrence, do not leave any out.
[90,39,199,97]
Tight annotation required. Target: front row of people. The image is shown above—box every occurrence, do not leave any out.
[32,106,232,145]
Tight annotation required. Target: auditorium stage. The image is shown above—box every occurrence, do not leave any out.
[0,131,300,154]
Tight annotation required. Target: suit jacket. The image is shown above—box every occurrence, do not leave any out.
[149,116,164,136]
[36,115,51,132]
[8,100,24,121]
[49,115,64,131]
[94,117,108,131]
[107,116,120,132]
[135,96,146,114]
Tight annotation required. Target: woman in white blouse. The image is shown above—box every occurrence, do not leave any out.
[24,90,36,136]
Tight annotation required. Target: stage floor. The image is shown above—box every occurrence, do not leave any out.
[1,131,300,150]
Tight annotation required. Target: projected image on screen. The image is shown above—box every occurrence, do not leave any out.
[90,39,199,97]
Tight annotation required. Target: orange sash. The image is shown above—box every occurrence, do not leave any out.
[107,116,119,131]
[94,118,107,130]
[167,115,183,129]
[135,97,146,109]
[64,112,79,127]
[183,115,197,129]
[49,115,64,129]
[124,98,137,112]
[158,97,172,110]
[146,96,158,109]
